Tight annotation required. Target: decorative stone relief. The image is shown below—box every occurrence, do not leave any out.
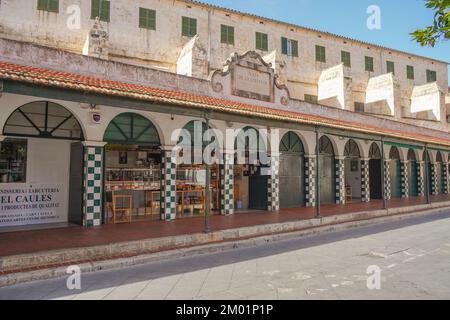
[210,51,291,109]
[82,17,109,60]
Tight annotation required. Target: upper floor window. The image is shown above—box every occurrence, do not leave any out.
[341,51,351,67]
[139,8,156,30]
[256,32,268,51]
[281,37,298,57]
[315,45,326,63]
[426,69,437,82]
[37,0,59,13]
[221,25,235,45]
[386,61,395,75]
[365,56,374,72]
[354,102,365,113]
[182,16,197,37]
[91,0,110,22]
[406,65,415,80]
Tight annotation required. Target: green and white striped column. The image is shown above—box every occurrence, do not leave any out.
[82,142,105,227]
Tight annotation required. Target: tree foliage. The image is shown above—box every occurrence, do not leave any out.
[411,0,450,46]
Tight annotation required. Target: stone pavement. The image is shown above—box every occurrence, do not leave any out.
[1,211,450,300]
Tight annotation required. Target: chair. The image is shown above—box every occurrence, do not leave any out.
[110,192,133,224]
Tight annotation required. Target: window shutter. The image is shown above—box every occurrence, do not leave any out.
[182,17,188,36]
[190,18,197,36]
[91,0,100,19]
[139,8,145,28]
[365,56,374,72]
[229,26,234,45]
[292,40,298,57]
[221,25,226,43]
[281,37,288,55]
[49,0,59,12]
[100,0,110,22]
[37,0,47,10]
[262,33,268,51]
[256,33,261,50]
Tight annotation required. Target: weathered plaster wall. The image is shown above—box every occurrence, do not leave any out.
[0,0,447,122]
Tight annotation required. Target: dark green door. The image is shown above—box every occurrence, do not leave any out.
[369,159,382,199]
[249,174,268,210]
[319,155,335,205]
[390,160,401,198]
[427,163,433,195]
[408,161,418,197]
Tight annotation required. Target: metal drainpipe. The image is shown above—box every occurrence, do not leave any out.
[203,114,211,234]
[381,136,387,210]
[315,126,321,218]
[425,145,430,205]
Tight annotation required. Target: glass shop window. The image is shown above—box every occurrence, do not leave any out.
[0,139,27,183]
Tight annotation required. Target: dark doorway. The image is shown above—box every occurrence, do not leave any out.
[249,174,268,210]
[68,142,84,225]
[319,136,336,205]
[279,132,305,208]
[407,149,418,197]
[389,147,402,198]
[368,143,382,200]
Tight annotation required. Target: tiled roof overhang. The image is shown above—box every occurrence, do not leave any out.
[0,61,449,148]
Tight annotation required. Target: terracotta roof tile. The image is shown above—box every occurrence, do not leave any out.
[0,61,449,147]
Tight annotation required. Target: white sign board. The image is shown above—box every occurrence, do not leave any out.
[410,82,441,121]
[365,73,396,116]
[318,64,345,109]
[0,184,65,227]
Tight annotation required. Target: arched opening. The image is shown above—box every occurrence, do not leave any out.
[368,143,382,200]
[389,146,402,198]
[234,126,268,211]
[104,113,162,223]
[319,135,336,205]
[1,101,84,228]
[407,149,419,197]
[436,152,444,194]
[344,139,361,202]
[279,132,305,209]
[175,120,220,218]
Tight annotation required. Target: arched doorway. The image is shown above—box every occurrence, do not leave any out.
[234,126,268,211]
[407,149,419,197]
[1,101,84,228]
[319,135,336,205]
[176,120,220,218]
[368,143,382,200]
[436,152,444,194]
[103,113,162,223]
[389,146,402,198]
[279,132,305,208]
[344,139,361,202]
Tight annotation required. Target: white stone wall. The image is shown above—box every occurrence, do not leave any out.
[0,0,448,125]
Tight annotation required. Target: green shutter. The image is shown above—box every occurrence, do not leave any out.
[182,17,196,37]
[316,45,325,62]
[37,0,47,10]
[100,0,110,22]
[407,65,414,80]
[281,37,288,55]
[341,51,351,67]
[221,25,226,43]
[49,0,58,12]
[292,40,298,57]
[427,70,437,82]
[387,61,395,75]
[91,0,100,19]
[256,32,268,51]
[190,18,197,36]
[139,8,156,29]
[365,56,374,72]
[229,26,234,45]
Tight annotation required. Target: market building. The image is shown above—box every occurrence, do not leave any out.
[0,0,450,230]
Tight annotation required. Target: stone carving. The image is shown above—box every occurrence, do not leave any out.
[210,51,290,108]
[177,35,208,79]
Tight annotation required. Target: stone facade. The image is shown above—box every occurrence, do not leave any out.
[0,0,448,129]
